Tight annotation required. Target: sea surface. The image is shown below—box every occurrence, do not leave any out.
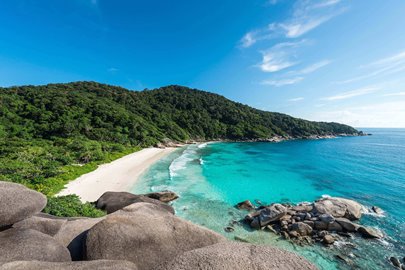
[133,128,405,270]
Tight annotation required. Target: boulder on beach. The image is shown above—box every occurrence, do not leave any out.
[95,191,174,214]
[143,191,179,203]
[314,197,363,220]
[0,228,71,263]
[85,202,225,270]
[0,260,138,270]
[0,181,47,227]
[156,241,318,270]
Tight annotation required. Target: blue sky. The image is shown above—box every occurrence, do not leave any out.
[1,0,405,127]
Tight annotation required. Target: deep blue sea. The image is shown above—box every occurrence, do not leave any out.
[133,129,405,270]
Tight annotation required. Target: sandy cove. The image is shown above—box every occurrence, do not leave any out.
[57,147,178,202]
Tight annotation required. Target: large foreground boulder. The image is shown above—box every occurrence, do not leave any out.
[54,217,104,260]
[157,241,318,270]
[95,191,174,214]
[0,228,71,263]
[0,260,137,270]
[12,215,67,236]
[86,203,225,270]
[0,181,47,227]
[313,197,363,220]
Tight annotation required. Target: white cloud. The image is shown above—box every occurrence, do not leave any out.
[240,0,345,47]
[280,16,332,38]
[258,41,306,72]
[337,50,405,84]
[288,97,305,102]
[292,59,331,75]
[321,86,379,101]
[261,77,304,86]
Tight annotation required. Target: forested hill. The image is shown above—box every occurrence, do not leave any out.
[1,81,359,143]
[0,81,361,194]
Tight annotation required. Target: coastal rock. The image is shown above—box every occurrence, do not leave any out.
[292,203,313,212]
[235,200,255,210]
[314,197,363,220]
[143,190,179,203]
[314,221,329,230]
[0,260,138,270]
[390,257,401,268]
[328,221,343,232]
[254,204,287,227]
[322,234,335,245]
[358,226,383,239]
[0,228,71,263]
[0,181,47,227]
[156,241,318,270]
[371,206,384,215]
[12,215,67,236]
[319,213,335,224]
[335,218,359,232]
[54,217,104,260]
[289,222,313,236]
[95,191,174,214]
[85,202,225,270]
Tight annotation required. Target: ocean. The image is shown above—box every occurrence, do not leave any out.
[132,128,405,269]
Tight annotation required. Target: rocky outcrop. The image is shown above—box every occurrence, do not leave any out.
[0,182,47,228]
[156,241,318,270]
[86,202,226,270]
[242,196,383,246]
[143,191,179,203]
[0,260,138,270]
[95,191,175,214]
[314,197,362,220]
[0,228,71,263]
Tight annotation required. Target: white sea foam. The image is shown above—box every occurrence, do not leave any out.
[169,146,196,179]
[362,206,386,218]
[199,158,204,165]
[197,143,208,149]
[321,194,331,199]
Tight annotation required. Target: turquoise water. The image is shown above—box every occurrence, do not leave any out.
[133,129,405,269]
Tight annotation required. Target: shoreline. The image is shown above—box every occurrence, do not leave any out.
[57,147,179,202]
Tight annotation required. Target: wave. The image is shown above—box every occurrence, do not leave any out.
[198,143,208,149]
[169,146,197,179]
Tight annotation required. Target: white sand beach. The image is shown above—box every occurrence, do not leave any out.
[57,147,178,202]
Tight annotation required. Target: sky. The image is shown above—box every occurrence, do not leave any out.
[1,0,405,127]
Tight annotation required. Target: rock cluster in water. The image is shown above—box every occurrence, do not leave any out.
[238,197,385,247]
[0,181,318,270]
